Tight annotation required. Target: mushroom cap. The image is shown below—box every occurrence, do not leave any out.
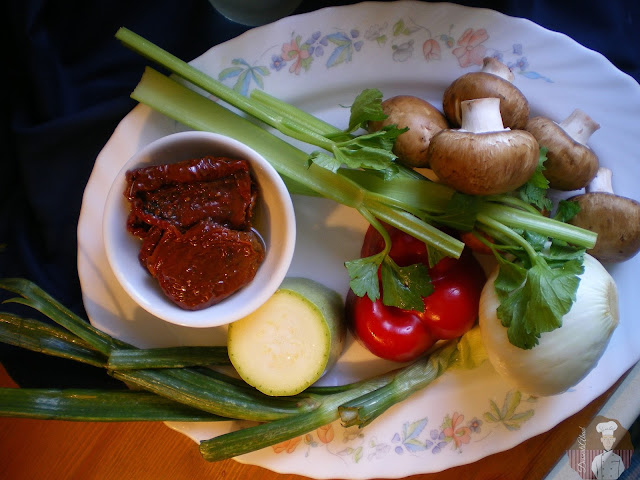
[368,95,449,168]
[442,72,530,130]
[426,129,540,196]
[568,192,640,262]
[526,116,599,190]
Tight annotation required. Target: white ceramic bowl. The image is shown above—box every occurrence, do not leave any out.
[103,131,296,328]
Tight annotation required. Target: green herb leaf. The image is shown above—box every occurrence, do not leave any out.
[434,193,480,231]
[517,148,553,212]
[554,200,581,223]
[521,230,549,253]
[427,246,448,269]
[308,151,342,173]
[345,254,384,301]
[380,258,432,311]
[331,126,406,177]
[496,257,583,349]
[542,244,585,268]
[346,88,387,133]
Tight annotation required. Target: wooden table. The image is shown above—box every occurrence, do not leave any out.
[0,363,628,480]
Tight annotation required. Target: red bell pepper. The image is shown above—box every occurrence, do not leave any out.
[345,223,486,362]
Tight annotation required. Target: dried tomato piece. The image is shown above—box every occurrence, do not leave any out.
[143,220,265,310]
[125,156,256,236]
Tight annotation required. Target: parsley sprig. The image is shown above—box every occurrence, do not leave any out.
[345,212,432,311]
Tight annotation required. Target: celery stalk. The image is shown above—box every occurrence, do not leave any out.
[479,203,597,249]
[117,29,600,344]
[250,88,346,139]
[131,67,465,258]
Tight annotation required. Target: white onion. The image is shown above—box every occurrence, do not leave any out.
[479,254,619,396]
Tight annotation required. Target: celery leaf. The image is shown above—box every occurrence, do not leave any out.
[380,258,432,312]
[554,200,581,223]
[309,126,407,177]
[346,88,388,133]
[495,257,583,349]
[517,148,553,212]
[345,254,383,301]
[434,192,480,231]
[345,254,432,311]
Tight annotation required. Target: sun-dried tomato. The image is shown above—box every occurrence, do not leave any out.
[124,155,264,310]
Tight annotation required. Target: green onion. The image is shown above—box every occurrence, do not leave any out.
[199,371,396,461]
[199,341,459,460]
[107,346,230,370]
[0,279,486,462]
[0,279,319,422]
[0,387,227,422]
[0,313,106,368]
[0,278,123,355]
[339,340,458,428]
[110,367,317,422]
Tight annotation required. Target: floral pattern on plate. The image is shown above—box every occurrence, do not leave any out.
[218,17,551,95]
[269,389,536,463]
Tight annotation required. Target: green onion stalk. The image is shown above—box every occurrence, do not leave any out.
[0,278,471,460]
[0,279,321,422]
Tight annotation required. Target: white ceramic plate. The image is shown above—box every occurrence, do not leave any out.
[77,2,640,478]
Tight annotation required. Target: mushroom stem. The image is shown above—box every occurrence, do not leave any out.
[481,57,515,82]
[586,167,614,194]
[558,109,600,145]
[460,98,506,133]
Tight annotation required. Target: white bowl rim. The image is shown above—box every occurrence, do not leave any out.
[102,131,296,328]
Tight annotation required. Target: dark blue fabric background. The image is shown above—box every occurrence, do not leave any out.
[2,0,639,391]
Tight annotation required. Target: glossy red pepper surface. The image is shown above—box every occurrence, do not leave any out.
[345,223,486,362]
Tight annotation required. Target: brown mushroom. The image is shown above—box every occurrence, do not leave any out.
[442,57,530,129]
[568,167,640,262]
[525,109,600,191]
[367,95,449,168]
[427,97,539,196]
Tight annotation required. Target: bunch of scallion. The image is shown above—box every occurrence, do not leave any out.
[0,278,475,461]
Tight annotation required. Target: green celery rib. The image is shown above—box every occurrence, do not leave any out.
[249,88,346,139]
[478,203,597,249]
[107,346,230,370]
[0,387,226,422]
[0,313,107,368]
[130,67,464,258]
[131,67,364,208]
[115,28,282,132]
[340,168,455,212]
[364,200,465,258]
[117,28,343,153]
